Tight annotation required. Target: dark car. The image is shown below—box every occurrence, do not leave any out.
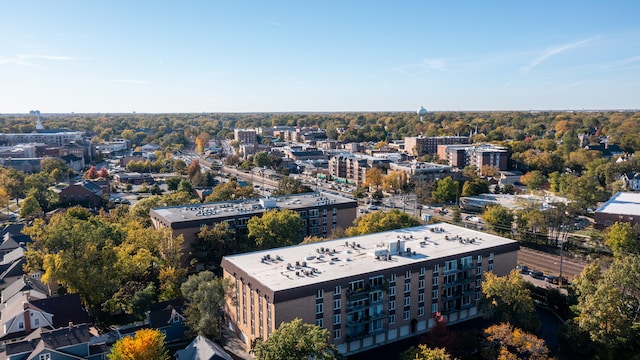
[530,270,544,279]
[517,265,529,274]
[544,275,558,284]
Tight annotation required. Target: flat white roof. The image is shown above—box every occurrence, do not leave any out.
[596,192,640,216]
[223,223,517,292]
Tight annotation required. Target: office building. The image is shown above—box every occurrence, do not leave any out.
[221,223,518,356]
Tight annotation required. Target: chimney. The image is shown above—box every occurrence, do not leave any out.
[23,305,31,332]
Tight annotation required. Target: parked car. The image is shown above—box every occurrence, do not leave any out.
[544,275,558,284]
[516,265,529,274]
[530,270,544,279]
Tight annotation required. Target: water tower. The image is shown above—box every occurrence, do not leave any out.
[417,106,427,122]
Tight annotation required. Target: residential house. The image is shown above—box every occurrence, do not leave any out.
[4,324,107,360]
[146,300,187,344]
[175,335,233,360]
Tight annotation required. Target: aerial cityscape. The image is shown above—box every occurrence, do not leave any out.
[1,1,640,360]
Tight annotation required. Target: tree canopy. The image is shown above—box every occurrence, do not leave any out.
[345,209,421,237]
[108,328,169,360]
[181,271,234,341]
[251,318,343,360]
[247,209,304,249]
[480,270,539,332]
[605,221,638,257]
[482,205,514,235]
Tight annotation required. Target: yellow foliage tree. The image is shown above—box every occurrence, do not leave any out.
[108,328,169,360]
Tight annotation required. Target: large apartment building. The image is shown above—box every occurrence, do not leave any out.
[150,192,358,247]
[437,144,509,171]
[404,136,470,156]
[221,223,518,356]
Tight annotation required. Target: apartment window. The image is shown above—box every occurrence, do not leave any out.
[316,318,324,328]
[333,329,341,340]
[477,254,483,263]
[389,314,396,325]
[39,355,51,360]
[489,252,494,260]
[419,267,425,276]
[333,314,341,325]
[432,303,438,313]
[419,279,425,289]
[432,289,438,299]
[370,275,384,287]
[335,286,341,295]
[333,299,341,310]
[404,296,410,307]
[389,300,396,310]
[403,310,410,320]
[349,280,365,292]
[476,279,482,288]
[18,322,24,330]
[432,276,439,286]
[370,290,383,303]
[332,215,337,223]
[333,207,337,214]
[418,293,424,303]
[389,286,396,296]
[390,273,396,283]
[404,282,411,293]
[445,260,457,271]
[488,263,494,272]
[316,303,323,314]
[433,264,439,273]
[405,270,411,279]
[476,292,481,301]
[418,306,425,317]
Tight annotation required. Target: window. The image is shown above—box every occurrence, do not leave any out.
[18,322,24,330]
[389,314,395,325]
[39,355,51,360]
[432,303,438,313]
[418,293,424,303]
[419,267,425,276]
[432,289,438,299]
[404,310,410,320]
[476,292,481,301]
[477,254,483,263]
[404,282,411,293]
[370,290,382,303]
[418,306,425,317]
[389,286,396,296]
[476,266,482,274]
[370,275,384,287]
[404,296,410,307]
[432,276,439,286]
[34,318,40,326]
[390,273,396,283]
[405,270,411,279]
[419,279,425,289]
[489,252,494,260]
[461,256,473,268]
[316,303,323,314]
[445,260,457,271]
[476,279,482,288]
[316,318,324,328]
[333,299,341,310]
[333,314,341,325]
[433,264,439,273]
[333,329,341,340]
[389,300,396,310]
[349,280,364,292]
[334,286,341,295]
[488,263,494,272]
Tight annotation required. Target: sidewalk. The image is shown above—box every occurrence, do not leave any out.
[221,325,254,360]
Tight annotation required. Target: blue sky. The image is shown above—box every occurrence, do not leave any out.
[1,1,639,113]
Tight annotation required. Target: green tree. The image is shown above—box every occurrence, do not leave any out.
[401,345,451,360]
[363,167,384,190]
[482,205,514,235]
[345,209,421,237]
[253,151,271,168]
[108,328,169,360]
[23,208,123,313]
[573,255,640,352]
[165,176,182,191]
[178,178,193,193]
[251,318,343,360]
[480,270,539,332]
[205,179,257,201]
[520,170,546,191]
[20,194,43,219]
[272,177,312,196]
[180,271,234,341]
[460,178,490,197]
[248,209,304,249]
[605,221,638,257]
[432,177,459,203]
[192,222,236,272]
[0,168,26,205]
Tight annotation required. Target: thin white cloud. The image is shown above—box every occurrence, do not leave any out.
[521,36,600,73]
[115,79,148,84]
[617,55,640,65]
[0,54,74,68]
[265,21,281,26]
[423,58,445,71]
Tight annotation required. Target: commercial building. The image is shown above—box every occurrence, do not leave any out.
[150,192,357,246]
[388,162,459,184]
[594,192,640,229]
[221,223,518,356]
[234,129,258,145]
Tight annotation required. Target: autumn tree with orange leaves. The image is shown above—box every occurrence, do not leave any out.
[108,328,169,360]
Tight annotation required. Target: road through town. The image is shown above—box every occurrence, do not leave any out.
[517,247,587,281]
